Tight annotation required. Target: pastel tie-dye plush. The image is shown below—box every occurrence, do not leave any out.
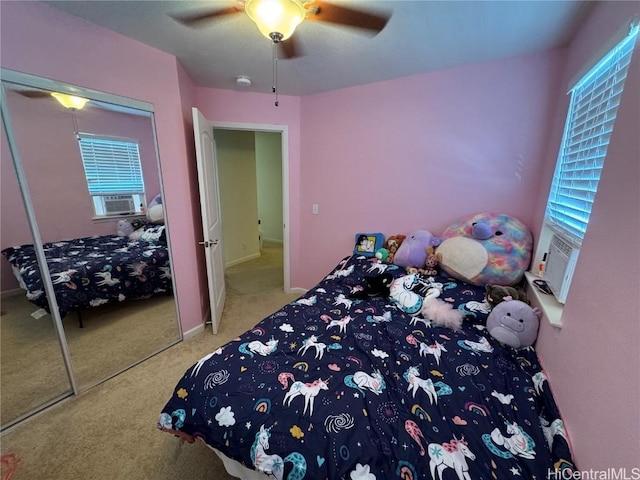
[437,213,533,286]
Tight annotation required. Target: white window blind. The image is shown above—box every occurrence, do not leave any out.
[78,134,145,195]
[546,24,638,243]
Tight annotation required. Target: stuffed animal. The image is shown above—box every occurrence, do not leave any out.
[420,288,464,331]
[389,274,424,315]
[485,284,528,309]
[350,273,394,299]
[423,246,441,276]
[116,220,134,237]
[389,274,463,330]
[437,213,533,286]
[405,247,441,276]
[394,230,439,269]
[384,235,406,263]
[147,193,165,224]
[486,300,540,349]
[375,248,389,262]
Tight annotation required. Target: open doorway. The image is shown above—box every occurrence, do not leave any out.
[212,125,289,297]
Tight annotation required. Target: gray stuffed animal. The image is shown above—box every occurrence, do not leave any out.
[486,300,540,349]
[485,284,528,309]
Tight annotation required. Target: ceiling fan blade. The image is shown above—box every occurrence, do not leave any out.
[305,1,390,33]
[16,90,52,99]
[279,35,303,59]
[169,5,244,27]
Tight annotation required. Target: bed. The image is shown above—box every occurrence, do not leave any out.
[1,226,172,322]
[158,254,575,479]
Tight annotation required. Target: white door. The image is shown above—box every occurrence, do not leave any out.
[193,107,226,334]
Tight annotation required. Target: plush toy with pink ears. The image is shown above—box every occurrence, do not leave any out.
[486,299,541,349]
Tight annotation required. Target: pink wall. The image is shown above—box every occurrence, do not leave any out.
[175,62,210,317]
[532,2,640,468]
[0,2,203,333]
[296,50,565,286]
[1,89,159,290]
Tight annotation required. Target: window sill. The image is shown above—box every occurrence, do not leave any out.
[524,272,564,328]
[92,214,146,223]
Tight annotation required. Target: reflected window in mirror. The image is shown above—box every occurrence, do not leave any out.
[77,134,147,218]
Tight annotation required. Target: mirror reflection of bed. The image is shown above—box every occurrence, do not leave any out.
[0,77,181,429]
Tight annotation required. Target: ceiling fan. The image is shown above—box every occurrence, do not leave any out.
[14,89,90,110]
[170,0,391,59]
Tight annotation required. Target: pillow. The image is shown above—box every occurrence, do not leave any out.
[117,218,147,237]
[437,212,532,286]
[131,224,166,243]
[353,233,384,257]
[147,193,164,224]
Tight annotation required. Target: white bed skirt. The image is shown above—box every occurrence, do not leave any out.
[210,446,269,479]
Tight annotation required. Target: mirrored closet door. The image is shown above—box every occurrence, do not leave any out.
[0,69,182,430]
[0,126,73,427]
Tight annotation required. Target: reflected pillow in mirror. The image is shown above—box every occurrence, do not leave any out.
[131,225,166,243]
[147,194,164,224]
[117,220,134,237]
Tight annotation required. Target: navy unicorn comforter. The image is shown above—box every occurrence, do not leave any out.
[158,255,574,479]
[2,234,172,318]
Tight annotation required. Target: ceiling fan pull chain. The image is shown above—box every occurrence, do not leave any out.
[71,111,80,140]
[272,37,279,107]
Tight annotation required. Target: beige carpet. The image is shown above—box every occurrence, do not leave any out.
[225,241,286,296]
[0,242,300,480]
[1,293,180,427]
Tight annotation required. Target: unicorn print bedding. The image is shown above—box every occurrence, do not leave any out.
[158,255,575,479]
[1,234,172,319]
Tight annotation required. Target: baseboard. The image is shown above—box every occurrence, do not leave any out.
[1,288,25,299]
[183,306,210,340]
[287,287,307,295]
[183,322,206,340]
[226,252,261,268]
[263,238,283,245]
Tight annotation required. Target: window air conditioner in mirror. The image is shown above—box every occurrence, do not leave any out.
[543,233,580,304]
[103,195,135,215]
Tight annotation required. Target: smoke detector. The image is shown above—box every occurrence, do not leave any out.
[236,76,252,87]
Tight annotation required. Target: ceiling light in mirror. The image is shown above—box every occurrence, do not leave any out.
[51,92,89,110]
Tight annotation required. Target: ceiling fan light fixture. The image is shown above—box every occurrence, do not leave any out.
[51,92,89,110]
[245,0,305,41]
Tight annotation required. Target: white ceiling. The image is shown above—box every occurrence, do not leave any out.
[45,0,594,96]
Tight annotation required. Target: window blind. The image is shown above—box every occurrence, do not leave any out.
[78,135,145,195]
[546,25,638,242]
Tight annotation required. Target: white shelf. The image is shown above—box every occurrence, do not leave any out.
[524,271,564,328]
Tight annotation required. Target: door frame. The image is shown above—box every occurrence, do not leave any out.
[210,121,290,292]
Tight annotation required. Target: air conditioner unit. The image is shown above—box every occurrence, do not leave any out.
[103,195,135,215]
[543,233,580,304]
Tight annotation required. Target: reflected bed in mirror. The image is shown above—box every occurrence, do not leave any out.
[2,225,171,325]
[0,70,182,428]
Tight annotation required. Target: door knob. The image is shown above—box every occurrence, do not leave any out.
[198,240,219,248]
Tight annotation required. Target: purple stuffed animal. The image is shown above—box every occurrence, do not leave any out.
[486,299,541,349]
[393,230,441,269]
